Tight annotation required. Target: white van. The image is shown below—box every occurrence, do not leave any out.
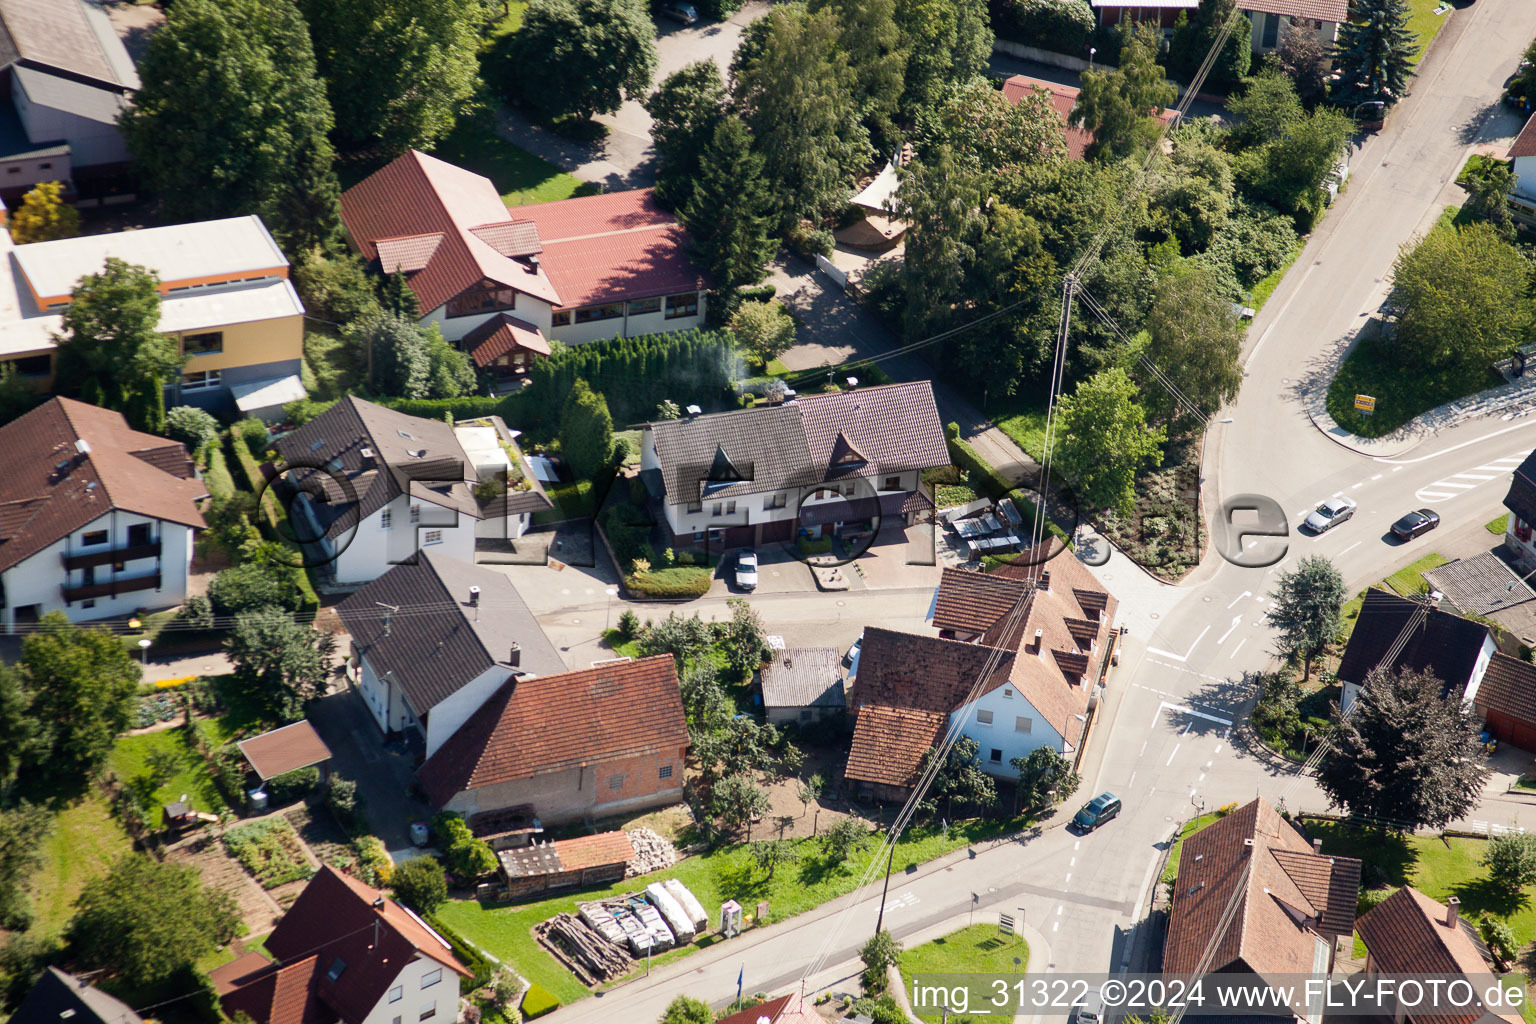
[1075,985,1106,1024]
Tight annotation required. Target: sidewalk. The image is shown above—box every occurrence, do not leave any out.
[139,649,234,683]
[1304,368,1536,460]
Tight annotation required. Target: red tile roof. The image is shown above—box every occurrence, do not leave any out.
[238,720,333,781]
[1240,0,1346,21]
[210,952,279,997]
[461,313,551,368]
[933,567,1030,635]
[1511,113,1536,160]
[846,704,948,788]
[218,955,333,1024]
[717,993,823,1024]
[1163,798,1362,978]
[552,831,636,872]
[0,397,206,573]
[1357,887,1521,1024]
[1002,74,1179,161]
[263,866,469,1024]
[506,188,705,310]
[1474,652,1536,723]
[340,151,560,314]
[419,654,689,807]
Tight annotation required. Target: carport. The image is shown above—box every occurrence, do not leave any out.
[238,720,334,784]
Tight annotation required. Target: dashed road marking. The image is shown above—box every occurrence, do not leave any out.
[1166,743,1181,766]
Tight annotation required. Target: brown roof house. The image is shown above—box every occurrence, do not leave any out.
[496,830,635,898]
[639,381,949,551]
[760,647,845,726]
[717,993,824,1024]
[336,549,566,758]
[0,396,207,631]
[1473,652,1536,752]
[844,544,1117,800]
[1506,115,1536,226]
[419,654,690,828]
[1336,589,1496,715]
[212,866,471,1024]
[1086,0,1346,49]
[1356,887,1522,1024]
[1164,798,1361,993]
[274,397,549,585]
[339,150,706,374]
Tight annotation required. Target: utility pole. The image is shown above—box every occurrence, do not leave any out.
[873,826,901,937]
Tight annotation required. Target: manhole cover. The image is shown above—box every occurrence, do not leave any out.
[836,600,846,607]
[570,618,581,624]
[1280,378,1290,385]
[1150,612,1160,619]
[1203,595,1212,602]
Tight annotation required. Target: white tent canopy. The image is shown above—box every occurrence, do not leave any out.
[850,152,902,214]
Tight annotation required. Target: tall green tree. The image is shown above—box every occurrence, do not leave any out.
[22,615,139,791]
[52,259,182,434]
[860,930,903,993]
[732,5,871,229]
[1263,555,1345,678]
[1233,84,1352,218]
[811,0,907,148]
[1462,159,1517,239]
[509,0,658,123]
[390,856,448,914]
[299,0,480,156]
[916,77,1067,192]
[559,378,615,482]
[121,0,341,254]
[1316,666,1491,830]
[730,299,797,365]
[660,995,715,1024]
[1052,367,1166,516]
[1167,0,1250,90]
[1334,0,1418,108]
[681,117,777,294]
[1070,26,1177,163]
[9,182,79,245]
[0,803,49,930]
[345,310,435,397]
[69,854,240,985]
[1142,268,1243,422]
[1266,28,1331,105]
[0,664,38,801]
[915,735,997,818]
[710,773,771,838]
[225,610,337,722]
[1150,140,1233,253]
[643,60,728,210]
[892,0,992,120]
[1010,746,1080,811]
[1483,832,1536,894]
[1391,222,1534,373]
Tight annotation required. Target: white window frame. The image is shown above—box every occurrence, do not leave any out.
[976,709,994,726]
[380,509,393,530]
[421,968,442,990]
[1015,717,1033,733]
[181,369,223,392]
[422,529,444,546]
[389,987,402,1004]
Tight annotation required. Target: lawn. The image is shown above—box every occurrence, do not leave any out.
[428,118,599,207]
[1309,820,1536,945]
[1489,514,1510,535]
[1162,813,1220,887]
[436,817,1028,1008]
[1326,332,1504,438]
[994,398,1048,462]
[482,0,528,41]
[23,794,134,938]
[899,923,1029,1023]
[1406,0,1454,64]
[108,728,229,819]
[1384,552,1448,596]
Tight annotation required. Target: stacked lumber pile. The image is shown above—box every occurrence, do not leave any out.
[533,913,633,986]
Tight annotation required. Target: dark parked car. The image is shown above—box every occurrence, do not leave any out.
[1072,793,1121,832]
[661,0,698,23]
[1391,508,1441,541]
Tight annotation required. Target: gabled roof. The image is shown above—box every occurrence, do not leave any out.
[339,150,561,313]
[273,396,550,539]
[1336,589,1491,691]
[931,567,1030,635]
[506,188,704,309]
[646,382,949,505]
[216,955,334,1024]
[845,704,948,789]
[0,397,206,573]
[1238,0,1346,21]
[461,312,550,368]
[1504,448,1536,523]
[1357,887,1521,1024]
[1473,652,1536,725]
[760,647,845,709]
[336,550,566,717]
[419,654,689,807]
[11,967,145,1024]
[717,993,823,1024]
[264,867,470,1024]
[0,0,139,90]
[238,720,333,781]
[1163,798,1362,979]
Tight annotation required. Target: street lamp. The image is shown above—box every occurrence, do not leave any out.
[604,586,618,631]
[137,637,151,668]
[1089,46,1097,69]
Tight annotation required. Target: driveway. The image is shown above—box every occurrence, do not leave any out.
[495,2,768,191]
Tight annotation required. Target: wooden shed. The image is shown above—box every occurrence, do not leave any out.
[497,831,634,898]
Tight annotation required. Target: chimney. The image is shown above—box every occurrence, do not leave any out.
[1445,897,1460,928]
[1032,628,1044,655]
[360,447,376,466]
[508,642,521,668]
[529,254,540,269]
[1312,837,1322,854]
[1038,570,1051,591]
[469,585,481,606]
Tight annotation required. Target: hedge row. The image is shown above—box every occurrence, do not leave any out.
[424,912,496,991]
[228,432,321,612]
[944,423,1070,546]
[375,396,510,421]
[988,0,1095,53]
[625,567,714,600]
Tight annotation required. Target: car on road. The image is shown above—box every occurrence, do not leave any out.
[1303,496,1356,534]
[735,549,758,591]
[843,634,862,669]
[1074,985,1106,1024]
[1071,792,1121,833]
[660,0,698,23]
[1390,508,1441,541]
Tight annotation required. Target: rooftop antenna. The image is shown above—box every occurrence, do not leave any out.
[375,602,400,637]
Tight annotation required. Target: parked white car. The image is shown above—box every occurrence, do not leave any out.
[1304,496,1357,534]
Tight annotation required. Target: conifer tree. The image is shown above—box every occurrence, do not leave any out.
[681,116,776,296]
[1334,0,1418,108]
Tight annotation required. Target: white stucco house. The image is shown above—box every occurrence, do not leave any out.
[338,150,707,385]
[1336,588,1497,715]
[844,545,1118,801]
[335,549,567,758]
[212,866,472,1024]
[274,397,550,586]
[0,396,205,631]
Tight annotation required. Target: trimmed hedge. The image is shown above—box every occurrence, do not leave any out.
[945,424,1070,546]
[375,396,509,421]
[520,983,560,1020]
[625,567,713,599]
[989,0,1095,54]
[228,432,320,612]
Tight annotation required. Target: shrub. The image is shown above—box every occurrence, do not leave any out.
[166,406,221,453]
[326,776,361,833]
[176,595,215,631]
[265,766,320,804]
[234,417,270,451]
[990,0,1095,53]
[625,568,713,599]
[616,608,641,640]
[736,283,776,303]
[391,856,448,914]
[352,836,393,887]
[208,744,249,805]
[432,812,498,881]
[208,562,303,616]
[520,983,560,1020]
[282,398,336,427]
[786,224,833,261]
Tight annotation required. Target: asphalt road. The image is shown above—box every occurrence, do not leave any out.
[532,4,1536,1020]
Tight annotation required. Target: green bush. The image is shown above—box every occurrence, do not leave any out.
[626,567,713,599]
[235,417,270,451]
[945,426,1010,499]
[391,856,448,915]
[326,776,361,834]
[352,835,393,887]
[282,397,336,427]
[377,396,507,420]
[520,983,560,1020]
[989,0,1094,53]
[432,812,498,881]
[208,562,303,615]
[166,405,222,453]
[265,766,320,804]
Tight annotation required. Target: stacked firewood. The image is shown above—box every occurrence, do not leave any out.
[534,913,632,985]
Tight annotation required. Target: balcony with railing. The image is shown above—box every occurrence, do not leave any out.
[61,574,161,603]
[62,542,160,571]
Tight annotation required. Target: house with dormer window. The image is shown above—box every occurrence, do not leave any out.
[639,381,949,549]
[843,542,1118,800]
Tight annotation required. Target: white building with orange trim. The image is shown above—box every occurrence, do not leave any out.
[0,214,305,416]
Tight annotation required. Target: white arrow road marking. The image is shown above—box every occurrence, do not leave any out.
[1154,700,1235,727]
[1217,615,1243,644]
[1226,590,1252,609]
[1147,624,1210,662]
